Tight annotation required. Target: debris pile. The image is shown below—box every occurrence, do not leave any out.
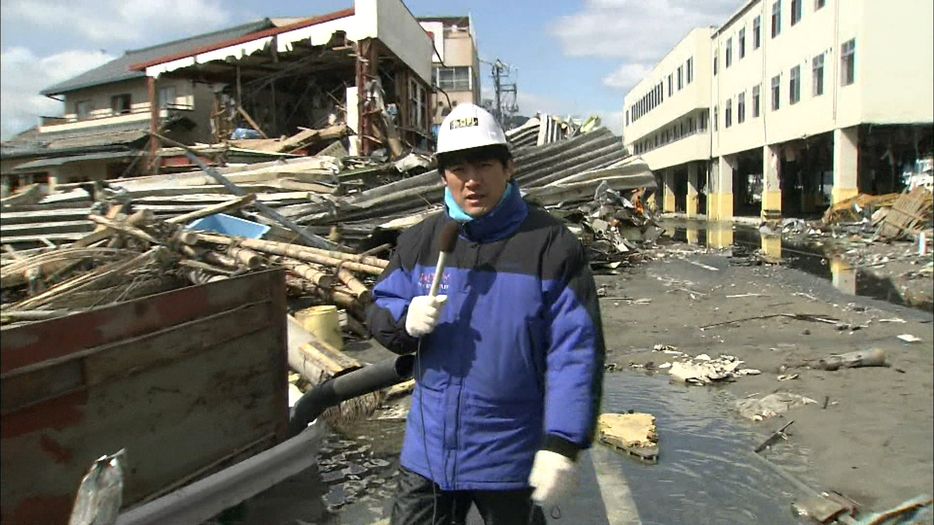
[819,187,933,241]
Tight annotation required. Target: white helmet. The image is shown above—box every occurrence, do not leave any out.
[436,103,508,155]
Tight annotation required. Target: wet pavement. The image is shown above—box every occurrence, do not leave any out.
[662,219,932,312]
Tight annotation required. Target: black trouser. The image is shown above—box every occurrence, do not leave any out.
[389,465,546,525]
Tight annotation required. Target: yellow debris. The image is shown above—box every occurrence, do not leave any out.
[597,412,658,449]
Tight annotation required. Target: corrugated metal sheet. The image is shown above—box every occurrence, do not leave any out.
[12,150,141,171]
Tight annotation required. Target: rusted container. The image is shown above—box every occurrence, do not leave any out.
[1,270,289,524]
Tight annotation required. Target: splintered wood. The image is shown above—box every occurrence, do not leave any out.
[876,187,934,240]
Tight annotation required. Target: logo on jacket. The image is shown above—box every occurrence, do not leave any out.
[418,270,450,293]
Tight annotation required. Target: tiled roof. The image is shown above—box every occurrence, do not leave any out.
[40,19,274,96]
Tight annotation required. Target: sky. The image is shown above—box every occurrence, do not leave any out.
[0,0,742,141]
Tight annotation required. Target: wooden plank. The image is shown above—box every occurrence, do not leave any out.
[1,269,283,373]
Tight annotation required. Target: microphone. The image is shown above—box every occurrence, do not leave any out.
[428,221,459,297]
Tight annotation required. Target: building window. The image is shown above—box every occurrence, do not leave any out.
[434,66,472,91]
[753,16,762,49]
[659,82,664,103]
[686,57,694,84]
[812,53,825,96]
[841,39,856,86]
[409,79,426,129]
[791,0,802,25]
[157,86,176,109]
[771,75,781,110]
[76,100,94,120]
[111,94,131,115]
[725,38,733,68]
[738,92,746,123]
[677,66,683,90]
[699,109,709,131]
[753,85,761,117]
[815,0,826,9]
[725,99,732,128]
[739,28,746,59]
[713,105,719,131]
[713,54,719,75]
[772,1,782,38]
[790,65,801,104]
[668,74,673,96]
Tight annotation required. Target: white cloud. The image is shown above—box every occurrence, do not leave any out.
[549,0,738,93]
[1,0,231,44]
[602,63,654,90]
[0,47,114,139]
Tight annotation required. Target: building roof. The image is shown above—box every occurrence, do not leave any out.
[40,19,275,96]
[416,15,471,27]
[0,119,151,159]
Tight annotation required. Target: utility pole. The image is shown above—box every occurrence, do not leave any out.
[483,59,518,127]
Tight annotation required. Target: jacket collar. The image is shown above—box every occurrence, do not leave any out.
[445,179,528,243]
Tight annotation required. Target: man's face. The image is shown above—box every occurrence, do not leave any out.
[442,157,515,218]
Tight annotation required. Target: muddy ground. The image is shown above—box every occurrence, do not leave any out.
[231,237,933,525]
[599,240,934,512]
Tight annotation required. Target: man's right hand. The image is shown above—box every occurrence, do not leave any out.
[405,295,448,337]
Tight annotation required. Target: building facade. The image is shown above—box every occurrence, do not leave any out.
[623,0,934,222]
[418,16,481,130]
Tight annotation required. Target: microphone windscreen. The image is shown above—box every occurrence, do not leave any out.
[439,221,459,254]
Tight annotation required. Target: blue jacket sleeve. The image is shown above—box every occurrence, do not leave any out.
[366,248,420,355]
[541,234,605,460]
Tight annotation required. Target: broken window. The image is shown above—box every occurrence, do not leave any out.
[813,53,825,96]
[771,75,781,110]
[434,66,471,92]
[111,94,131,115]
[772,1,782,38]
[790,65,801,104]
[738,92,746,123]
[791,0,802,25]
[726,38,733,68]
[752,85,761,117]
[739,28,746,59]
[409,79,427,130]
[841,39,856,86]
[76,100,94,120]
[158,86,176,109]
[725,99,732,128]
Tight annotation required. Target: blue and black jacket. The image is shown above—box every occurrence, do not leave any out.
[367,180,605,491]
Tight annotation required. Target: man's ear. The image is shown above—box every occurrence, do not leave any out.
[505,158,516,180]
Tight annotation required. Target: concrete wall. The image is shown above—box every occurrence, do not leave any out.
[642,132,712,171]
[359,0,432,84]
[861,0,934,124]
[624,27,713,148]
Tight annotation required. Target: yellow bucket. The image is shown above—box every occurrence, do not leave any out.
[295,305,343,350]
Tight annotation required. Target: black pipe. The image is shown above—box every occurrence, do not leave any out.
[288,354,415,437]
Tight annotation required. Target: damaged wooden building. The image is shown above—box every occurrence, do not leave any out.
[0,0,433,195]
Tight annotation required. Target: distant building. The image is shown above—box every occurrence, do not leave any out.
[622,0,933,221]
[418,16,481,131]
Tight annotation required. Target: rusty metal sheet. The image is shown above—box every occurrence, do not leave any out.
[0,269,289,524]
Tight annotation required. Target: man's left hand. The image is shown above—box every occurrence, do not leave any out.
[528,450,578,506]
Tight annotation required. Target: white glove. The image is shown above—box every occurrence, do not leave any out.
[528,450,579,506]
[405,295,447,337]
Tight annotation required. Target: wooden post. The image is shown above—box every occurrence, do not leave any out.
[148,76,160,175]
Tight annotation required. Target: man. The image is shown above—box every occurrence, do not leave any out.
[367,103,605,525]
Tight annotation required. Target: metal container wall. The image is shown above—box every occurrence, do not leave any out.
[1,270,289,524]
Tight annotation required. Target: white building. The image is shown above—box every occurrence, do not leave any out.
[623,0,934,221]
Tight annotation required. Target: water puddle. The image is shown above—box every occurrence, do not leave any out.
[660,220,930,311]
[602,372,813,525]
